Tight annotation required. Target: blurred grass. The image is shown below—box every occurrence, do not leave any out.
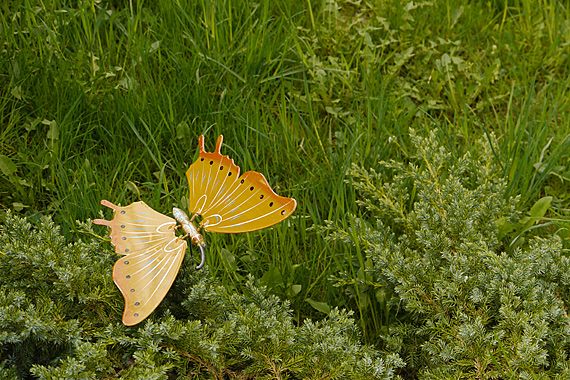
[1,0,570,343]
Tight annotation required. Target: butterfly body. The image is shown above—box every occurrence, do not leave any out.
[173,207,207,270]
[95,135,296,325]
[172,207,204,245]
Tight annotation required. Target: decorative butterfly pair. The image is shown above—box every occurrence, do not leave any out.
[94,135,296,325]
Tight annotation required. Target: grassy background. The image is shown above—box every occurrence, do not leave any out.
[2,0,570,344]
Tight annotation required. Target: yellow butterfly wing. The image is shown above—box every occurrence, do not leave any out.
[186,135,297,233]
[94,200,187,326]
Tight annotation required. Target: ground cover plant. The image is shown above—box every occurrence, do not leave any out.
[322,130,570,378]
[1,0,570,378]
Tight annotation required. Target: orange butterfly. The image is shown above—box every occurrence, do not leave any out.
[94,135,296,325]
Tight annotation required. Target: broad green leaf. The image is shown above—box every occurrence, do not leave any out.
[305,298,330,315]
[290,284,302,295]
[11,86,23,100]
[521,196,552,230]
[176,121,190,140]
[260,265,283,290]
[12,202,25,211]
[0,155,17,177]
[219,248,237,272]
[150,40,161,53]
[496,216,513,240]
[375,288,389,304]
[19,178,32,187]
[44,119,59,141]
[179,195,189,210]
[126,181,141,198]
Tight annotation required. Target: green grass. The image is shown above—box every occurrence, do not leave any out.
[2,0,570,345]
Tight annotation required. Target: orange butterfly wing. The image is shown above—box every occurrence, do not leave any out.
[186,135,296,233]
[94,200,187,326]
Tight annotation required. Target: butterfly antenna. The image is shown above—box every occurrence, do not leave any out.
[196,244,207,270]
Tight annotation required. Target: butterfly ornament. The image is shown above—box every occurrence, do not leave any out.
[94,135,296,325]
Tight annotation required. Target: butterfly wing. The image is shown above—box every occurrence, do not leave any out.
[94,200,187,326]
[186,135,296,233]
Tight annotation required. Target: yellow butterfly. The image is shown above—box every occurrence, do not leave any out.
[94,135,296,325]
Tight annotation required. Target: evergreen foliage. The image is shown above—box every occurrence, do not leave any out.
[0,212,403,379]
[323,130,570,378]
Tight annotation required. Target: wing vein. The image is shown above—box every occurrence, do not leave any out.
[216,200,294,229]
